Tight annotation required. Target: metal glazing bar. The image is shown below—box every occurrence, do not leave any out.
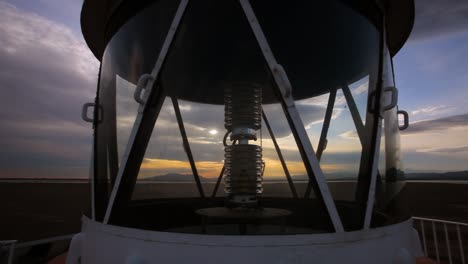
[360,22,387,230]
[89,138,95,220]
[317,89,337,161]
[93,65,110,221]
[172,98,205,198]
[457,225,465,264]
[444,223,452,264]
[211,166,225,198]
[433,221,440,263]
[262,110,298,198]
[362,124,382,229]
[103,0,189,224]
[342,85,365,144]
[421,220,428,256]
[239,0,343,232]
[108,79,119,187]
[90,66,101,221]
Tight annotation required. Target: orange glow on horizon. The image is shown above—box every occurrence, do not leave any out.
[140,158,224,178]
[139,157,353,179]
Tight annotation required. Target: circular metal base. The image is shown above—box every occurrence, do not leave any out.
[196,207,292,235]
[196,207,291,220]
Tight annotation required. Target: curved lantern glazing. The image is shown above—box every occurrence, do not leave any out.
[76,0,417,262]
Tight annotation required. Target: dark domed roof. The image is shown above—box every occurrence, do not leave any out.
[81,0,414,61]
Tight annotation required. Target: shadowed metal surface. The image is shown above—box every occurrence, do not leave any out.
[81,0,413,104]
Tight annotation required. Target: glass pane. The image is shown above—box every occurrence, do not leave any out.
[295,78,376,230]
[320,88,363,195]
[116,75,139,164]
[96,0,384,233]
[349,76,370,125]
[176,100,225,196]
[263,104,307,197]
[131,98,200,200]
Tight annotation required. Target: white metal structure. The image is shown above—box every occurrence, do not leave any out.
[70,0,422,263]
[65,216,421,264]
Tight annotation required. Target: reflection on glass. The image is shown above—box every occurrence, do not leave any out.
[116,75,139,164]
[92,0,413,233]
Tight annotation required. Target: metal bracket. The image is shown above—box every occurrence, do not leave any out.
[81,102,101,123]
[272,64,293,100]
[382,86,398,111]
[368,86,398,115]
[134,74,153,104]
[398,110,409,130]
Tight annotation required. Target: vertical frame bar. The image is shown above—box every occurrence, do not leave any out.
[172,98,205,198]
[239,0,343,232]
[8,242,15,264]
[93,64,112,221]
[433,221,440,263]
[444,223,452,264]
[457,225,465,264]
[360,13,387,229]
[89,65,101,221]
[89,139,96,220]
[104,0,190,224]
[420,220,428,256]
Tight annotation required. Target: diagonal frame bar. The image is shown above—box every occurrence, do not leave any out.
[103,0,190,224]
[172,97,205,198]
[316,88,337,161]
[262,110,298,198]
[239,0,343,232]
[342,84,366,145]
[211,166,225,198]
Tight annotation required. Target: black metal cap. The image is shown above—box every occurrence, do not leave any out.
[81,0,414,61]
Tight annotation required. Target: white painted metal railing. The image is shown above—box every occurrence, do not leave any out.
[413,217,467,264]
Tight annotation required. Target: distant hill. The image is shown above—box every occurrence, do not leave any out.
[1,170,466,182]
[140,173,215,182]
[288,171,468,181]
[405,171,468,181]
[138,171,468,182]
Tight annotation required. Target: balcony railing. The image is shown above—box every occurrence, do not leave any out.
[413,217,467,264]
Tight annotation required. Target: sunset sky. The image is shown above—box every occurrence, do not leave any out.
[0,0,467,179]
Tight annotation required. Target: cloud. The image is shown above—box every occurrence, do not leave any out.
[338,130,359,140]
[402,113,468,135]
[411,0,468,41]
[417,145,468,154]
[411,105,455,117]
[0,3,99,178]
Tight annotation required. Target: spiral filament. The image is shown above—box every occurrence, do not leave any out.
[223,85,263,206]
